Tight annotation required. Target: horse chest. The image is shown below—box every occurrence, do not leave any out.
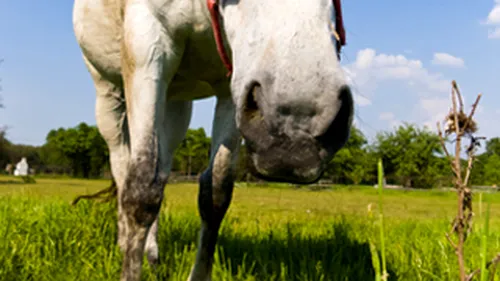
[166,23,231,100]
[175,26,229,84]
[145,0,228,84]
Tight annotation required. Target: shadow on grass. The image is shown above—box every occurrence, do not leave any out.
[157,216,398,281]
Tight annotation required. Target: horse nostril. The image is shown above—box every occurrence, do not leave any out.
[338,85,354,127]
[243,82,262,119]
[239,82,269,148]
[315,85,353,151]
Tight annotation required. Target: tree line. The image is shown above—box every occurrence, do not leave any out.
[1,121,500,188]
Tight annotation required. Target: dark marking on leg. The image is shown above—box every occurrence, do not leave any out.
[119,149,168,281]
[121,152,166,227]
[189,166,235,280]
[199,167,234,228]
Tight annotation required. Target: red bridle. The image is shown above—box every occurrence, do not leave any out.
[207,0,346,77]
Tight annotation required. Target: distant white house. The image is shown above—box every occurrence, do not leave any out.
[14,157,29,176]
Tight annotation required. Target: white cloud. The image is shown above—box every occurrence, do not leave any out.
[488,27,500,38]
[419,97,450,129]
[344,48,450,97]
[345,48,495,142]
[432,53,465,68]
[487,3,500,24]
[355,48,376,69]
[484,1,500,39]
[344,48,453,131]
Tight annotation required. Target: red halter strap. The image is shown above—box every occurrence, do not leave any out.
[333,0,346,59]
[207,0,346,77]
[207,0,233,77]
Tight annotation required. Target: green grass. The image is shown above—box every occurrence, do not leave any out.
[0,176,500,280]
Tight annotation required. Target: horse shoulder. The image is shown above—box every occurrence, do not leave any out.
[73,0,125,80]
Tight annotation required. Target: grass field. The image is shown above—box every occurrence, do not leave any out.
[1,176,500,281]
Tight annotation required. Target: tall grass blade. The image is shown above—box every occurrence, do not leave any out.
[377,158,388,280]
[480,193,491,281]
[370,241,382,281]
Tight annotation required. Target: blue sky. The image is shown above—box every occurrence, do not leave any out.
[0,1,499,146]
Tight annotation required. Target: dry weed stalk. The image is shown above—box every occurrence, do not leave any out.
[437,80,479,280]
[71,178,117,206]
[436,80,500,281]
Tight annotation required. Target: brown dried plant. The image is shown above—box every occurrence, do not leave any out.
[436,80,500,281]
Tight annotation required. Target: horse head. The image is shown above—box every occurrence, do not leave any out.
[211,0,353,184]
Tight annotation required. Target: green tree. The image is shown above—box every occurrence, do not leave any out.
[469,137,500,185]
[235,140,249,181]
[0,60,7,170]
[173,128,211,176]
[485,137,500,156]
[45,123,109,178]
[324,126,374,184]
[468,153,488,185]
[0,131,11,171]
[373,123,444,188]
[7,143,42,168]
[0,130,46,174]
[483,153,500,186]
[38,141,71,172]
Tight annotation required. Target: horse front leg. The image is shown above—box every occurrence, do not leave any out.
[188,94,241,281]
[119,3,184,280]
[144,100,193,267]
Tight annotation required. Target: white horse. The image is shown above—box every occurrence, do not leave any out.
[72,0,353,280]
